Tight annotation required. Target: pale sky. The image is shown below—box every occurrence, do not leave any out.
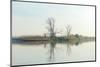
[12,1,95,37]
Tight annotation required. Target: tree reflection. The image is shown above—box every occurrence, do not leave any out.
[66,43,72,56]
[65,40,80,56]
[48,40,56,62]
[47,39,82,61]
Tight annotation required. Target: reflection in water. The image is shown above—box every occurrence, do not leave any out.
[66,43,71,56]
[12,38,95,63]
[47,40,56,62]
[65,40,79,56]
[45,39,95,62]
[44,41,47,48]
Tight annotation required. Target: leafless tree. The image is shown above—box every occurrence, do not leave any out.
[46,17,56,40]
[65,25,72,39]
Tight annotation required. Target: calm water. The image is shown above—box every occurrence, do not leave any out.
[12,41,95,66]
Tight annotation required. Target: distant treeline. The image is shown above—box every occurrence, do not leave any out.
[12,35,95,42]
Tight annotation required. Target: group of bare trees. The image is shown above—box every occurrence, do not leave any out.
[46,17,72,40]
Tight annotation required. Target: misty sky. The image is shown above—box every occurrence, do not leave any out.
[12,1,95,37]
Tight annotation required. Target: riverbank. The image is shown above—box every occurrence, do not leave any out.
[12,35,95,44]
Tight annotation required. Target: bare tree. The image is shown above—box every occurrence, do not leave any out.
[65,25,72,39]
[46,17,56,40]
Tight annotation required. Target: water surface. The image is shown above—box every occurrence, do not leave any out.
[12,41,95,66]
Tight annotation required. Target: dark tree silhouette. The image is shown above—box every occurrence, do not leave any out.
[46,17,56,40]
